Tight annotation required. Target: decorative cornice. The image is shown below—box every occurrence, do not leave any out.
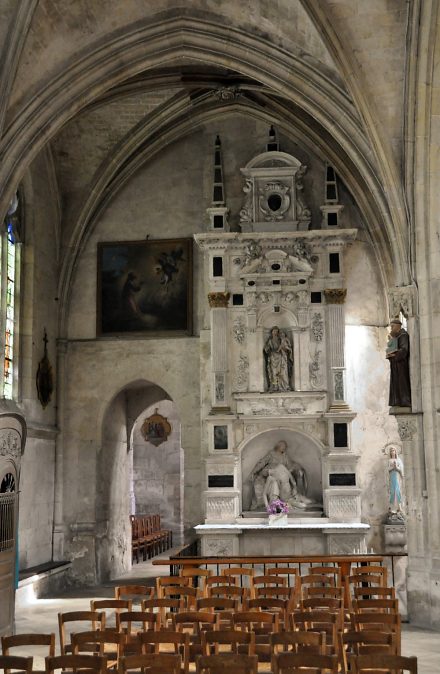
[324,288,347,304]
[208,292,230,308]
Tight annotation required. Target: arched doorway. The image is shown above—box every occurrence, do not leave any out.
[96,380,183,582]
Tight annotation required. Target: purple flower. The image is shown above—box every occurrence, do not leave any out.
[266,498,289,515]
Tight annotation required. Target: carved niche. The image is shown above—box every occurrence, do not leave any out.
[239,151,311,231]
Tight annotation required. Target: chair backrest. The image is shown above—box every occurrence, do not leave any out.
[196,654,258,674]
[351,565,387,582]
[340,629,397,671]
[352,598,399,614]
[272,652,339,674]
[71,630,124,665]
[180,568,212,590]
[353,586,395,600]
[156,576,191,597]
[119,653,181,674]
[351,654,417,673]
[290,610,339,650]
[45,655,107,674]
[223,568,254,579]
[303,586,344,600]
[201,630,256,656]
[58,612,106,655]
[142,598,182,627]
[205,575,237,588]
[0,655,33,674]
[251,575,287,587]
[90,600,132,628]
[208,585,247,602]
[137,631,189,673]
[232,610,279,632]
[300,574,338,590]
[305,565,342,580]
[115,585,154,603]
[270,630,326,655]
[2,633,55,657]
[117,611,160,633]
[161,586,198,609]
[172,611,218,634]
[197,597,238,612]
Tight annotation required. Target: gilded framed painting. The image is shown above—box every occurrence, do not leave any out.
[97,238,193,335]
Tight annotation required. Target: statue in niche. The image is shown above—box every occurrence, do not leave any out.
[250,440,314,511]
[386,318,411,408]
[387,446,405,523]
[264,326,293,392]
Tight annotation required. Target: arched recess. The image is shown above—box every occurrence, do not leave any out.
[130,399,184,546]
[0,17,407,288]
[239,428,323,513]
[96,379,182,582]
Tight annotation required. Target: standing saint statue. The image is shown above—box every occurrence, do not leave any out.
[250,440,312,510]
[386,318,411,408]
[264,326,293,392]
[387,446,405,521]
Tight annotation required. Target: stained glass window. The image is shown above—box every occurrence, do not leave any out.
[2,193,20,399]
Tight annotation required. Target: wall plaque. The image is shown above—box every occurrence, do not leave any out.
[329,473,356,486]
[208,475,234,488]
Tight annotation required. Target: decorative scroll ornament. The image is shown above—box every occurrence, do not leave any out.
[397,419,417,441]
[233,317,246,344]
[309,348,322,389]
[311,313,324,341]
[36,329,54,409]
[141,409,172,447]
[0,430,20,459]
[258,181,290,221]
[239,179,253,223]
[214,86,242,101]
[208,292,230,308]
[234,353,249,391]
[324,288,347,304]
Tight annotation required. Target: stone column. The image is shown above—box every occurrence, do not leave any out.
[52,338,67,560]
[208,292,230,410]
[324,288,348,410]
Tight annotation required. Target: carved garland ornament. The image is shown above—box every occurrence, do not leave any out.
[208,292,230,308]
[233,317,246,344]
[324,288,347,304]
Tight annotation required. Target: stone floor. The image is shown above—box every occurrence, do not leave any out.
[14,550,440,673]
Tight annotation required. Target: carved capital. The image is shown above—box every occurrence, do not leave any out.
[324,288,347,305]
[388,285,417,319]
[208,292,230,308]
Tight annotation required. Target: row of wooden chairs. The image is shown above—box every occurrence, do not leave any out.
[130,515,172,562]
[0,649,418,674]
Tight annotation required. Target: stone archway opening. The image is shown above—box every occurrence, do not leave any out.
[96,380,183,582]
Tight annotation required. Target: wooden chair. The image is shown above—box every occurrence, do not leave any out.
[58,612,106,655]
[353,586,396,601]
[2,634,55,674]
[116,610,160,635]
[340,630,397,674]
[0,656,33,674]
[172,612,218,667]
[301,597,344,630]
[270,630,326,655]
[272,652,339,674]
[119,653,181,674]
[161,586,198,610]
[299,574,338,602]
[351,565,388,585]
[351,654,417,673]
[71,631,124,670]
[222,568,254,595]
[352,598,399,614]
[251,574,287,589]
[195,654,258,674]
[90,600,132,629]
[156,576,191,598]
[201,630,256,656]
[45,655,107,674]
[290,610,340,656]
[305,565,342,585]
[137,631,190,674]
[142,598,182,630]
[245,597,289,629]
[196,598,238,629]
[207,585,248,604]
[351,612,401,655]
[114,585,154,606]
[180,568,212,595]
[232,610,279,662]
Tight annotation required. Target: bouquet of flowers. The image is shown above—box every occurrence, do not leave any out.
[266,498,289,515]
